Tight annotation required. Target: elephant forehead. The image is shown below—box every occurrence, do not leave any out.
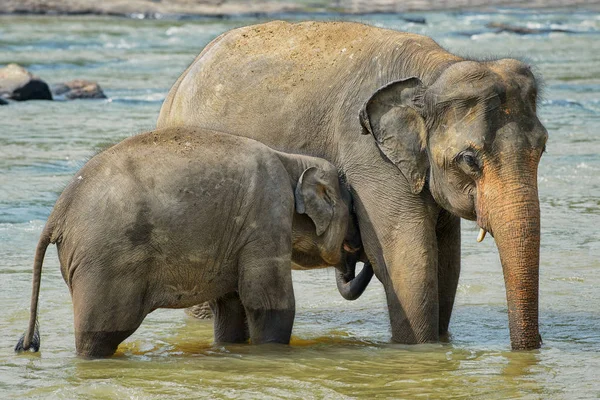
[430,124,487,162]
[431,61,496,91]
[432,61,533,116]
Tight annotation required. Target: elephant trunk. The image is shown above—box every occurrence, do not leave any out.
[479,164,542,350]
[336,250,374,300]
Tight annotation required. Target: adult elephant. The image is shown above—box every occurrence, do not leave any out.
[157,21,547,350]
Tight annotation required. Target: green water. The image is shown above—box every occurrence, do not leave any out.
[1,10,599,399]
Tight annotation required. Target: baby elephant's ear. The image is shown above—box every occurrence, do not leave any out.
[295,167,335,236]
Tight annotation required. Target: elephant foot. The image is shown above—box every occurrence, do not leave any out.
[75,328,137,358]
[439,330,452,343]
[245,308,295,344]
[185,302,214,319]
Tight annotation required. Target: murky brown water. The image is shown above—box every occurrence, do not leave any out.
[1,10,600,399]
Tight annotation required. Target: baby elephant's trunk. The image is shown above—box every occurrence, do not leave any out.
[336,248,374,300]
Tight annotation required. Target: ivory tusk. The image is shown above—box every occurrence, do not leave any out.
[477,228,487,243]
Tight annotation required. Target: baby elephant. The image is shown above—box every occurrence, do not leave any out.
[16,127,353,358]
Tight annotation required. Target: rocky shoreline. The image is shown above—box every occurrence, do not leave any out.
[0,64,106,104]
[1,0,599,19]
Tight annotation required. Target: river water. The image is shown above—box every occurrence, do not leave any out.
[1,8,599,399]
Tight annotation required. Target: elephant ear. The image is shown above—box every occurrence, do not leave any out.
[359,77,429,194]
[295,167,335,236]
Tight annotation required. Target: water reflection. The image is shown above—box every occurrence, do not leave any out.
[67,321,549,399]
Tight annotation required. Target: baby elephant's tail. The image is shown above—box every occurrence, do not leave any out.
[15,231,51,353]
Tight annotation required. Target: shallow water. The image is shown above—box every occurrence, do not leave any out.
[1,9,600,399]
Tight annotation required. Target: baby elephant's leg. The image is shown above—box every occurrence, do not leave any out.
[238,244,295,345]
[210,292,249,343]
[71,273,148,358]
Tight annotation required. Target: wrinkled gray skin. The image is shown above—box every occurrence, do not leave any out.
[193,209,371,319]
[16,127,355,358]
[157,21,548,350]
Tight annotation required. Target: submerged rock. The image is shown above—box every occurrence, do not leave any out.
[185,302,213,320]
[52,79,107,100]
[0,97,7,105]
[402,16,426,24]
[0,63,52,101]
[486,22,574,35]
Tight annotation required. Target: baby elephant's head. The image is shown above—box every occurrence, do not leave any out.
[291,166,351,270]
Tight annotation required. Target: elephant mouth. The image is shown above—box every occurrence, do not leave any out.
[343,242,361,254]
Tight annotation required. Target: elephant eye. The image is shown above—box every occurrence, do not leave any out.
[456,151,481,174]
[463,154,478,167]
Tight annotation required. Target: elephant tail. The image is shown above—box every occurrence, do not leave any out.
[15,229,51,353]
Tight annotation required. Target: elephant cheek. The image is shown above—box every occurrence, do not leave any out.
[429,169,477,221]
[321,243,342,267]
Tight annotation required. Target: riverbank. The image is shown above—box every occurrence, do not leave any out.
[2,0,600,19]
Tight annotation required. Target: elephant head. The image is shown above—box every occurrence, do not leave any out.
[359,59,547,350]
[291,166,351,269]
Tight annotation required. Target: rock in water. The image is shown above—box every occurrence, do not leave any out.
[0,64,52,101]
[185,302,213,319]
[52,79,107,100]
[486,22,574,35]
[0,97,7,105]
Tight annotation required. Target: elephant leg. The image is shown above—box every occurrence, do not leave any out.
[350,168,441,344]
[237,243,295,345]
[71,274,148,358]
[379,226,440,344]
[210,292,249,344]
[436,210,461,338]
